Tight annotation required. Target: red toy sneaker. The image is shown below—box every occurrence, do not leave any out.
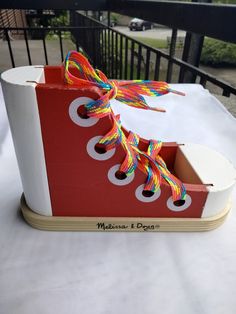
[2,51,236,231]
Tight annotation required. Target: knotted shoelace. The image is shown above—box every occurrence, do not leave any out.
[64,50,186,202]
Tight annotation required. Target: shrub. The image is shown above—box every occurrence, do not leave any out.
[201,38,236,67]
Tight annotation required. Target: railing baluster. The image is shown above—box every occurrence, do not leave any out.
[5,29,15,68]
[104,28,106,72]
[137,44,142,80]
[107,10,111,27]
[42,29,48,65]
[180,32,204,83]
[101,28,104,71]
[111,31,114,78]
[76,39,79,52]
[154,54,161,81]
[104,29,107,74]
[59,30,64,62]
[23,29,32,65]
[124,37,128,80]
[108,29,111,77]
[145,49,150,80]
[130,41,134,80]
[92,28,96,67]
[223,90,231,97]
[115,32,118,79]
[119,34,123,79]
[179,32,191,83]
[83,28,87,55]
[96,28,101,69]
[200,76,207,88]
[166,28,177,82]
[96,28,99,67]
[99,28,103,69]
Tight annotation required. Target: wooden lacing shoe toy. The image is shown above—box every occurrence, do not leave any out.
[1,50,236,231]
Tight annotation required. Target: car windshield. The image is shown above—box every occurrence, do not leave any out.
[131,18,143,23]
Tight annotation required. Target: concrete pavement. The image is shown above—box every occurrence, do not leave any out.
[113,26,186,40]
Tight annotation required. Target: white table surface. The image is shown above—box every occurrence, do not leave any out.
[1,83,236,314]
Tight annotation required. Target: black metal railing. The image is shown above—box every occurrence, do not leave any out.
[0,5,236,98]
[0,25,105,67]
[73,12,236,97]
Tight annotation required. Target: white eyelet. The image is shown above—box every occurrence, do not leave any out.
[108,164,135,186]
[135,184,161,203]
[68,97,99,127]
[167,194,192,211]
[87,136,116,161]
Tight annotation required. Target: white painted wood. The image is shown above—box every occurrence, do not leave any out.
[107,164,135,186]
[87,136,116,161]
[167,194,192,211]
[135,184,161,203]
[202,185,235,218]
[179,143,236,217]
[69,97,99,127]
[1,66,52,216]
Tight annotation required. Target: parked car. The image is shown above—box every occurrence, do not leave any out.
[129,18,153,31]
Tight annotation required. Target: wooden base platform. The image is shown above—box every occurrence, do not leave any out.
[20,195,231,232]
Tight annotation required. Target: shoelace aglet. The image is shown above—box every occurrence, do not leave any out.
[26,80,38,84]
[150,107,166,113]
[168,88,185,96]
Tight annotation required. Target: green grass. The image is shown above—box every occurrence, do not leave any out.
[132,37,167,49]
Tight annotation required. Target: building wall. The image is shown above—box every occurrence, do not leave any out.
[0,10,27,39]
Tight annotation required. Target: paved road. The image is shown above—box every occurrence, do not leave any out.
[113,26,186,40]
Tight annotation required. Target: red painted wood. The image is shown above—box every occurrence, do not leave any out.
[35,66,208,218]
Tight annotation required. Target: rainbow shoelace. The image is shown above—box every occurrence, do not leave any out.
[64,50,186,202]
